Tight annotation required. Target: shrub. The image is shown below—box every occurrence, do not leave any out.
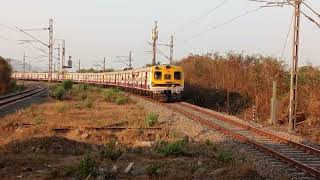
[145,112,159,127]
[79,93,88,101]
[83,98,93,108]
[100,141,122,161]
[115,95,129,105]
[146,162,166,177]
[217,152,234,165]
[76,154,97,178]
[154,140,187,157]
[79,83,88,91]
[62,80,73,91]
[102,89,118,102]
[50,85,65,100]
[0,57,12,94]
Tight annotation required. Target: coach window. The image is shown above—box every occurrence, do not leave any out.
[174,71,182,80]
[154,71,162,80]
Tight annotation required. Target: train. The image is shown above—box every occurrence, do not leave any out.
[12,65,184,101]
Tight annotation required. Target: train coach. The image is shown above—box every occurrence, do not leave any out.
[12,65,184,101]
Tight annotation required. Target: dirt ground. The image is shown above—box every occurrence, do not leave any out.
[0,84,265,180]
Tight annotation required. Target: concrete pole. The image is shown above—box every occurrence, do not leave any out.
[270,81,278,125]
[48,19,53,83]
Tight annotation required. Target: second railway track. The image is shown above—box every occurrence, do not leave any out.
[0,85,47,108]
[163,102,320,179]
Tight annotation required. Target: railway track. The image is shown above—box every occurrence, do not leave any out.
[0,85,47,108]
[165,102,320,179]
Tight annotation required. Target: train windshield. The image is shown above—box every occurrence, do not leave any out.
[174,71,181,80]
[154,71,162,80]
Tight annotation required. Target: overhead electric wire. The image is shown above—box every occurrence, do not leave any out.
[281,12,294,60]
[185,6,265,42]
[15,26,49,47]
[173,0,228,34]
[302,1,320,18]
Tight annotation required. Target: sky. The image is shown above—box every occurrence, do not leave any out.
[0,0,319,71]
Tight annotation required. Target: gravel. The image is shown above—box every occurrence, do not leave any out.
[129,95,317,179]
[0,88,49,117]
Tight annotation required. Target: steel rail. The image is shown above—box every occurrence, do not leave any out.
[177,102,320,156]
[0,85,47,107]
[0,87,38,101]
[169,103,320,177]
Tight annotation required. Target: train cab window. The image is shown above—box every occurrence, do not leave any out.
[154,71,162,80]
[174,72,182,80]
[164,74,171,80]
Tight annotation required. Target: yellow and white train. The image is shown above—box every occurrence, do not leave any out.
[12,65,184,101]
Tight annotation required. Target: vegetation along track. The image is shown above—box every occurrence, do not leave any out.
[163,102,320,179]
[0,85,47,108]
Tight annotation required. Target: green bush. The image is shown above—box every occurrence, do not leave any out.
[145,112,159,127]
[154,140,187,157]
[102,88,129,105]
[115,95,129,105]
[76,154,97,178]
[100,141,122,161]
[50,85,65,100]
[79,83,88,91]
[146,162,166,177]
[83,98,93,108]
[217,152,234,165]
[102,88,119,102]
[62,80,73,91]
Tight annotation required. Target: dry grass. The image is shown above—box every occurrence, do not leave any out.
[0,86,147,146]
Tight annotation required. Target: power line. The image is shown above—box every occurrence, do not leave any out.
[185,6,265,42]
[174,0,229,34]
[302,1,320,18]
[281,13,294,60]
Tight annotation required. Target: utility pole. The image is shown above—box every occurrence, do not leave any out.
[170,35,174,65]
[78,59,80,72]
[129,51,132,69]
[57,44,61,73]
[23,53,26,86]
[289,0,301,133]
[48,19,53,83]
[103,57,106,72]
[152,21,158,66]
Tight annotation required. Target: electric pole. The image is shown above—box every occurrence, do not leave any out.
[48,19,53,83]
[289,0,301,133]
[152,21,158,66]
[129,51,132,69]
[78,59,81,72]
[57,44,61,74]
[170,35,174,65]
[23,53,26,86]
[103,57,106,72]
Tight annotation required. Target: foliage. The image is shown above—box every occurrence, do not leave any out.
[62,80,73,91]
[102,88,129,105]
[26,106,46,125]
[216,152,234,165]
[154,140,187,157]
[145,112,159,127]
[76,154,97,178]
[115,95,129,105]
[50,85,65,100]
[78,83,88,91]
[178,52,288,119]
[0,57,13,95]
[146,162,167,177]
[100,141,123,161]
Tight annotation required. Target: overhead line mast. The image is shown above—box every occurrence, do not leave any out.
[152,21,158,65]
[289,0,301,133]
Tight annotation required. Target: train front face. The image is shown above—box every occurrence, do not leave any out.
[150,65,184,102]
